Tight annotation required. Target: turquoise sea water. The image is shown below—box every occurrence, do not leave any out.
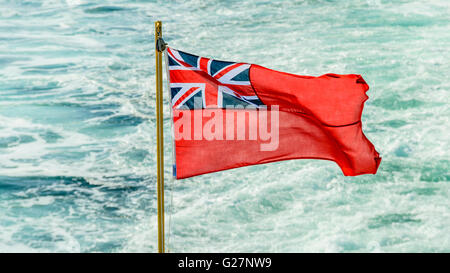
[0,0,449,252]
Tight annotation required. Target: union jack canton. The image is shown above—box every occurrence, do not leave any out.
[166,47,264,109]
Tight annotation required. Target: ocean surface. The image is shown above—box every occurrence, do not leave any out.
[0,0,449,252]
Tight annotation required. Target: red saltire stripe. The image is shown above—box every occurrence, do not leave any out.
[173,87,201,108]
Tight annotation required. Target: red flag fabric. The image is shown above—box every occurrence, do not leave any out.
[167,47,381,179]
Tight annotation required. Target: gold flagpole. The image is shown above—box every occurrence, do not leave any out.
[155,20,165,253]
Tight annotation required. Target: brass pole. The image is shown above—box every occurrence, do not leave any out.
[155,20,165,253]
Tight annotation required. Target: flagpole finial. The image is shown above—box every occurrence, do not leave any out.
[155,20,162,34]
[155,21,167,52]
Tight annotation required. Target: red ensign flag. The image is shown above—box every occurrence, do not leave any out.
[167,47,381,179]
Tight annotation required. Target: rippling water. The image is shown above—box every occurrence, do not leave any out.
[0,0,449,252]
